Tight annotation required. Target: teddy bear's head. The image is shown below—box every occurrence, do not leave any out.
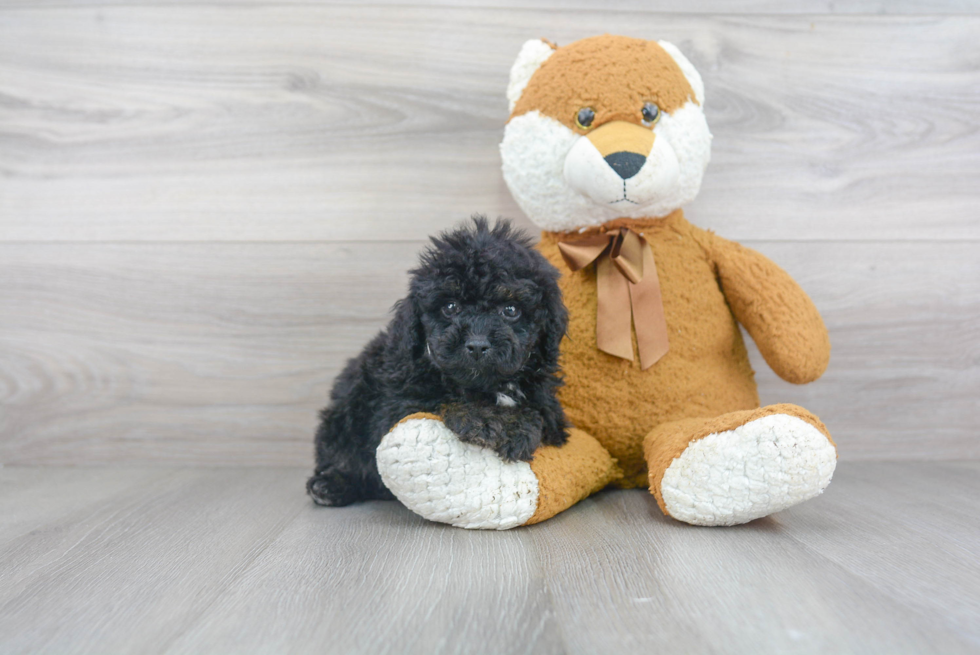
[500,35,712,233]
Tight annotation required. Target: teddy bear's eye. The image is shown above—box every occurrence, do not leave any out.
[641,102,661,126]
[575,107,595,130]
[442,301,461,318]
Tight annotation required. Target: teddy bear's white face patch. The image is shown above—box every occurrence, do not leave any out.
[501,101,712,233]
[562,124,681,210]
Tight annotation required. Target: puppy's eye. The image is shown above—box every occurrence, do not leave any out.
[575,107,595,130]
[442,301,461,318]
[641,102,661,126]
[501,305,521,320]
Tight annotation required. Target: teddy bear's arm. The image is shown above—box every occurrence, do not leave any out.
[709,235,830,384]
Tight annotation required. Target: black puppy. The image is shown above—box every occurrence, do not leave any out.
[307,217,569,507]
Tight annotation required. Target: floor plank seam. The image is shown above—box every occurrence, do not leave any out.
[0,467,181,551]
[773,514,978,646]
[155,494,309,655]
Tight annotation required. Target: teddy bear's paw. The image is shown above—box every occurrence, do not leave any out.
[660,413,837,526]
[376,416,539,530]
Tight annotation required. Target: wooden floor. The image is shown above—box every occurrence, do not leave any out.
[0,461,977,654]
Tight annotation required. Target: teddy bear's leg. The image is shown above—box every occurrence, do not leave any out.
[376,413,621,530]
[643,404,837,526]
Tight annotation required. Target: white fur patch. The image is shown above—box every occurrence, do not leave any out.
[507,39,554,113]
[376,418,538,530]
[495,393,517,407]
[563,130,681,209]
[501,103,712,232]
[660,414,837,526]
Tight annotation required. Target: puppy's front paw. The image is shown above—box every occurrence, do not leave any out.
[442,404,542,462]
[497,410,544,462]
[541,424,570,448]
[494,434,536,463]
[442,405,500,451]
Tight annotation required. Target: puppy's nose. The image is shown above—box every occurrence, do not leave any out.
[604,151,646,180]
[465,336,491,360]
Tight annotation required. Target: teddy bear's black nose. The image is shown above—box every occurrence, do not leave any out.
[604,151,646,180]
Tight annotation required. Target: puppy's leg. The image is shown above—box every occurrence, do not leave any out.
[308,460,394,506]
[527,385,570,448]
[495,409,544,462]
[308,407,394,506]
[442,403,543,462]
[307,466,364,507]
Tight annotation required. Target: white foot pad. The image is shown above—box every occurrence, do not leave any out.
[661,414,837,526]
[376,418,539,530]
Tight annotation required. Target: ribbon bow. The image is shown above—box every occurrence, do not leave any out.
[558,228,669,370]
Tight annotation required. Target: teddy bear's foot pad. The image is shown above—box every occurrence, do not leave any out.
[377,416,539,530]
[661,413,837,526]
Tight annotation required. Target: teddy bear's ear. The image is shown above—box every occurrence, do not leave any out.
[507,39,556,113]
[657,40,705,106]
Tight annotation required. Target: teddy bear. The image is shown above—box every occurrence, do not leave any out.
[374,34,837,530]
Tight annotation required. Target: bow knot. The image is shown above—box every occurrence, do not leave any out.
[558,228,669,370]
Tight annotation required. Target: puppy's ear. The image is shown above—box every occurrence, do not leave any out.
[536,278,569,374]
[384,296,425,367]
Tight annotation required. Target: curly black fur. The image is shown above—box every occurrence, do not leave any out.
[307,217,570,507]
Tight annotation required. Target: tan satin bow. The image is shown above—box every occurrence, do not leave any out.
[558,228,669,370]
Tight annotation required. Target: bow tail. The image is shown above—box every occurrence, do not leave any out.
[595,254,635,362]
[629,243,670,369]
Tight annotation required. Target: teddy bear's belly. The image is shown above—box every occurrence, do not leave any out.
[539,231,761,486]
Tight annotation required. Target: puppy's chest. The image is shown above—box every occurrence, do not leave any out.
[495,382,525,407]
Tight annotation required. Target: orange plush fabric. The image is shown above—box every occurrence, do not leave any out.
[709,236,830,384]
[537,210,830,487]
[526,428,623,525]
[511,34,696,133]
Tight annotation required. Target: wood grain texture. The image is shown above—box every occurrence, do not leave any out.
[0,462,977,654]
[774,461,980,644]
[750,241,980,460]
[1,8,979,242]
[4,1,979,13]
[523,471,979,653]
[0,466,166,543]
[0,468,306,654]
[1,240,976,466]
[0,241,415,466]
[166,489,562,655]
[1,5,978,465]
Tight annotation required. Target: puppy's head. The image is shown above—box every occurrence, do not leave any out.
[391,217,566,392]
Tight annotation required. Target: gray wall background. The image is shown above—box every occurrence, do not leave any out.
[1,1,978,466]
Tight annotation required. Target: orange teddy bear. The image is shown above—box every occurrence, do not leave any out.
[376,35,837,529]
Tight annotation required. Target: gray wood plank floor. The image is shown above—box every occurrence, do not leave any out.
[1,461,977,654]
